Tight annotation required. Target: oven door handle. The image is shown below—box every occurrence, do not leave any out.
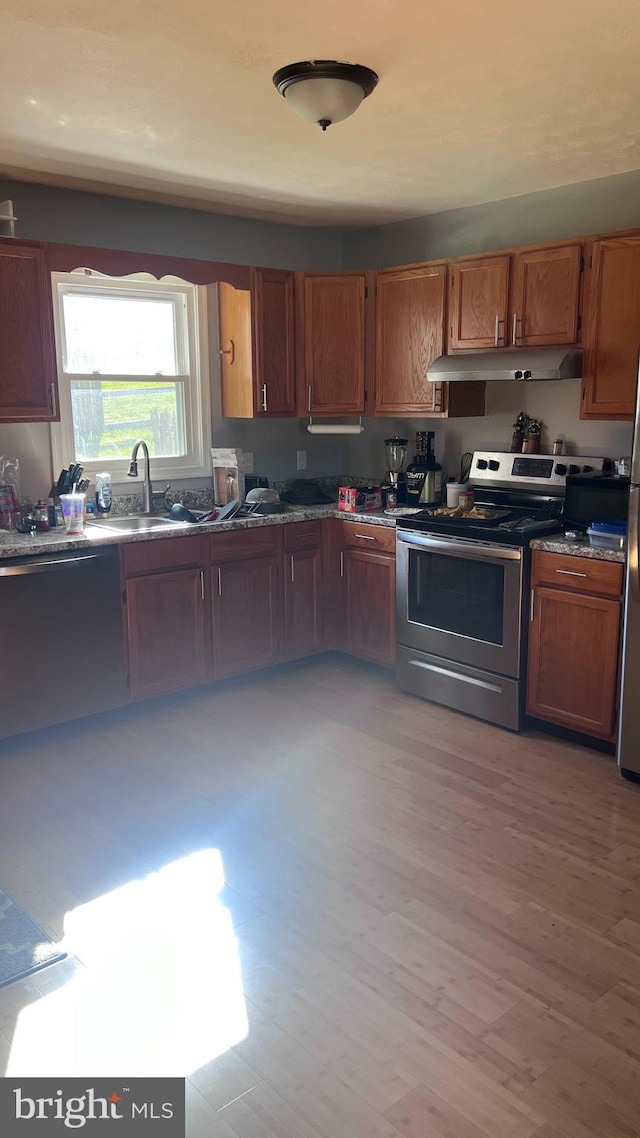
[396,529,522,562]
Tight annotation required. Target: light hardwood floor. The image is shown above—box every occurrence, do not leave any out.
[2,655,640,1137]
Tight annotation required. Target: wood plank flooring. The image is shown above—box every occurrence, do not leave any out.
[1,655,640,1136]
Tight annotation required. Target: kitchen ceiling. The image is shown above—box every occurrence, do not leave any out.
[1,0,639,226]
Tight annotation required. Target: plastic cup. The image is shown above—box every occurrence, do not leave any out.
[60,493,86,535]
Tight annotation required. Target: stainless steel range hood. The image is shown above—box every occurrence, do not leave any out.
[427,346,582,383]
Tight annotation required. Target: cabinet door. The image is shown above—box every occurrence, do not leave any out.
[211,555,279,678]
[527,585,621,737]
[126,568,207,700]
[581,236,640,419]
[283,547,323,659]
[218,283,253,417]
[375,264,446,413]
[0,241,58,421]
[252,268,296,415]
[302,274,366,414]
[510,244,581,347]
[449,256,510,350]
[344,549,396,666]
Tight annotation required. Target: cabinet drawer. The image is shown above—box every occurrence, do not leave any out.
[123,534,204,576]
[342,521,396,554]
[209,525,281,562]
[531,550,623,597]
[283,521,323,551]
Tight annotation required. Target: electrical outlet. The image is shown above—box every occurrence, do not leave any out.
[296,450,307,471]
[243,452,254,474]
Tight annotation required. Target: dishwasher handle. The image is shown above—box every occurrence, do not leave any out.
[0,554,102,577]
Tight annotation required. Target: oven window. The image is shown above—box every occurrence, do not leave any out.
[408,549,505,645]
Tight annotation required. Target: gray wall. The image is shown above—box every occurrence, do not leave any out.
[0,179,342,270]
[341,169,640,269]
[0,179,346,499]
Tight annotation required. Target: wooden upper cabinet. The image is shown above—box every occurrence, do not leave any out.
[251,268,296,415]
[510,244,581,347]
[218,268,295,417]
[300,273,366,414]
[374,264,446,414]
[0,240,58,422]
[581,235,640,420]
[449,255,510,350]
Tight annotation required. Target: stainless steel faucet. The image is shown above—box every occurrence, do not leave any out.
[127,439,154,514]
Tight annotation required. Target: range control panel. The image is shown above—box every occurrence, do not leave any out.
[470,451,607,488]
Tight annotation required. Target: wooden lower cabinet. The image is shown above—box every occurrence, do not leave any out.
[344,547,396,666]
[211,555,279,678]
[125,567,208,700]
[122,522,398,701]
[283,547,323,659]
[527,576,622,739]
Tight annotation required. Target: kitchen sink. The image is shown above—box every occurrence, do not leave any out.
[86,515,190,535]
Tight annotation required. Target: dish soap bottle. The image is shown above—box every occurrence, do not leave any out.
[95,471,112,518]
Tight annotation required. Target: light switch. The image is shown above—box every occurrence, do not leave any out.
[296,450,307,471]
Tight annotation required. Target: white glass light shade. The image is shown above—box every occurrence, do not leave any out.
[283,76,365,127]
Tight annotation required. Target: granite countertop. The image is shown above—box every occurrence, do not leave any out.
[0,505,396,561]
[530,533,626,563]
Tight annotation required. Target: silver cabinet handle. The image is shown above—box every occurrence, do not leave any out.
[512,313,518,345]
[290,554,295,583]
[354,533,376,541]
[307,384,312,413]
[556,568,588,578]
[217,567,222,596]
[494,314,500,346]
[200,569,205,601]
[50,382,57,417]
[530,588,535,622]
[340,551,344,577]
[262,383,267,412]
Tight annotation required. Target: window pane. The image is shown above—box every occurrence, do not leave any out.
[62,293,179,375]
[70,380,186,460]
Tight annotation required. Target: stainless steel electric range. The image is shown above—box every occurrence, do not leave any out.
[396,451,608,730]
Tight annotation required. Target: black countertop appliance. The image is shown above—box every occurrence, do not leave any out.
[564,470,630,530]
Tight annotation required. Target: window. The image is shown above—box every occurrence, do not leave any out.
[51,271,211,481]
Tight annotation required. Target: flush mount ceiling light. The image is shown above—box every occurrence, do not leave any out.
[272,60,378,131]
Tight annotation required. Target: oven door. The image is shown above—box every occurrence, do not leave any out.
[396,529,524,677]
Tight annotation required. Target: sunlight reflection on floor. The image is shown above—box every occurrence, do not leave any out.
[7,850,248,1077]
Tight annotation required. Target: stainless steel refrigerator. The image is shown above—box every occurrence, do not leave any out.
[618,365,640,778]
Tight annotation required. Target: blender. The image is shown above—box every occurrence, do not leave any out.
[382,437,408,507]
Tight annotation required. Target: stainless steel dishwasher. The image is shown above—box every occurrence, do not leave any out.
[0,545,128,739]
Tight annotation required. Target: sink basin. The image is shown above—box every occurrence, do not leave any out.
[86,515,190,535]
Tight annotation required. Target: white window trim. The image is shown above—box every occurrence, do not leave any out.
[50,270,212,484]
